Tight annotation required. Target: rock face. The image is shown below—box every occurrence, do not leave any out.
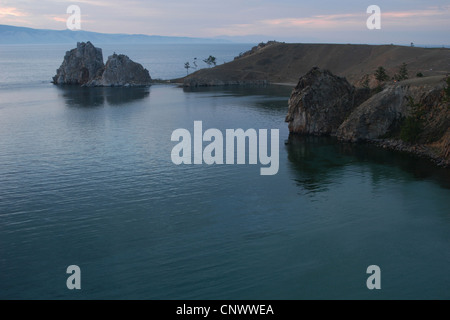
[87,54,151,87]
[336,86,409,141]
[53,42,151,87]
[52,42,104,85]
[285,67,356,135]
[337,79,446,142]
[286,68,450,166]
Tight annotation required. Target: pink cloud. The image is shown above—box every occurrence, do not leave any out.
[52,16,67,23]
[261,13,363,29]
[260,6,449,30]
[0,7,28,17]
[384,6,449,19]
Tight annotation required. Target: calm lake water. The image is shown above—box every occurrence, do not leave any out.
[0,44,449,300]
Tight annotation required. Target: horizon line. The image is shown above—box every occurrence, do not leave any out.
[1,24,450,47]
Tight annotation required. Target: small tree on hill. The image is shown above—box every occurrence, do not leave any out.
[184,62,191,75]
[394,63,409,81]
[374,66,389,84]
[203,55,217,68]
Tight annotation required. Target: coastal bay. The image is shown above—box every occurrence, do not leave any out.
[1,44,449,299]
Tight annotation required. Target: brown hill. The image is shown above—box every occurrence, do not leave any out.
[179,42,450,87]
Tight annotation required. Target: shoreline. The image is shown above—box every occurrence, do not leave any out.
[371,139,450,168]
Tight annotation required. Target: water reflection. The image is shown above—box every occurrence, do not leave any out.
[182,84,293,98]
[56,86,150,108]
[286,135,346,194]
[286,134,450,194]
[182,84,292,116]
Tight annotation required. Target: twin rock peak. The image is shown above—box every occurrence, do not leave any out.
[52,41,152,87]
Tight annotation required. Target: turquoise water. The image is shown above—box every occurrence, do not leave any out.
[0,45,449,300]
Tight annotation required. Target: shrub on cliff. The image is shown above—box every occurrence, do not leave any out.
[400,97,425,143]
[361,74,370,89]
[444,77,450,102]
[400,117,423,142]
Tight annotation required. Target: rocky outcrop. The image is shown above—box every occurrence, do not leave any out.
[286,68,450,166]
[87,54,151,87]
[336,86,409,141]
[439,129,450,160]
[337,78,447,142]
[53,42,151,87]
[285,67,356,135]
[52,41,104,85]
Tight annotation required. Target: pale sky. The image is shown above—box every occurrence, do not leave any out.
[1,0,450,44]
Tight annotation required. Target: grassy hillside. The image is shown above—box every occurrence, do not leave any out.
[181,42,450,86]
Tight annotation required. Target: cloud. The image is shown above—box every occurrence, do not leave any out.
[0,1,449,43]
[383,6,450,19]
[261,13,363,29]
[0,6,28,17]
[259,6,450,30]
[51,16,70,23]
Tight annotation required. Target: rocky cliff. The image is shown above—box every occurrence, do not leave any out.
[53,42,151,87]
[52,42,104,85]
[285,67,357,135]
[337,78,445,141]
[87,54,151,87]
[286,68,450,167]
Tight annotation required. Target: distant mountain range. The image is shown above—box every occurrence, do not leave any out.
[0,25,230,44]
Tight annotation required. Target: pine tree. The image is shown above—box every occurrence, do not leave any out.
[374,66,389,83]
[395,63,409,81]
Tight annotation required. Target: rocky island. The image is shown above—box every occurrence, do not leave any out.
[52,41,151,87]
[286,67,450,167]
